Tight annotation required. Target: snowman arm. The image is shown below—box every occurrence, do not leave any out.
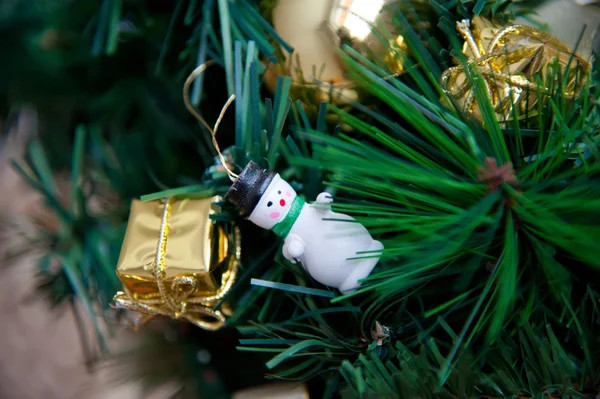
[313,192,333,214]
[283,234,305,264]
[316,192,334,204]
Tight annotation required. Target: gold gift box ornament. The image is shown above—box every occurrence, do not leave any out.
[441,17,591,122]
[112,196,241,331]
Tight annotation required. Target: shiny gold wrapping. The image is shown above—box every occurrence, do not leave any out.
[113,196,240,331]
[117,198,226,296]
[441,17,591,123]
[265,0,407,110]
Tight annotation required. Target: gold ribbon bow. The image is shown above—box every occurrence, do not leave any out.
[441,17,590,121]
[113,197,240,331]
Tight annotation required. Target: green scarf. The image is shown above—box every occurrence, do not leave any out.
[271,196,305,237]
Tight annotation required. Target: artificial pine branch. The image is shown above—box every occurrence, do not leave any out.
[232,3,600,397]
[7,0,600,398]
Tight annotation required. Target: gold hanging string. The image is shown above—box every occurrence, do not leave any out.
[113,197,241,331]
[183,61,239,182]
[183,60,217,133]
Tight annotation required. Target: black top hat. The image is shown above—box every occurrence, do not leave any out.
[224,161,276,218]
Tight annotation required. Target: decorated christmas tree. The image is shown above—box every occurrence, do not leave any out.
[2,0,600,397]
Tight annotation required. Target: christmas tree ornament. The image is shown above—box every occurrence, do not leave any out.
[224,161,383,293]
[113,196,241,331]
[264,0,406,107]
[182,62,383,292]
[440,17,591,123]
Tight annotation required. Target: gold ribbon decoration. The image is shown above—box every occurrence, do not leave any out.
[441,17,591,122]
[113,197,241,331]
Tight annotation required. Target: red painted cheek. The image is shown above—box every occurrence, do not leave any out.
[286,191,291,197]
[280,199,286,207]
[270,211,281,219]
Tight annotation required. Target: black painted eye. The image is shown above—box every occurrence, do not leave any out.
[278,190,281,194]
[267,201,273,207]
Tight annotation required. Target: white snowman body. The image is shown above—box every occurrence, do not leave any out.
[248,174,383,293]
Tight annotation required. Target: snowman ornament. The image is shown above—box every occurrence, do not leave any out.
[225,161,383,293]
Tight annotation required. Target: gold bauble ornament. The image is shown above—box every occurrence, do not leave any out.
[265,0,407,110]
[441,17,591,123]
[113,196,241,331]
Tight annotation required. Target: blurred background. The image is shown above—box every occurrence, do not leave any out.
[0,0,598,398]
